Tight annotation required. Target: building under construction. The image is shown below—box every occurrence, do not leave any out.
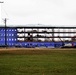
[0,25,76,47]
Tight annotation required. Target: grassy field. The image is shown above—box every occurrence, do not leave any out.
[0,48,76,75]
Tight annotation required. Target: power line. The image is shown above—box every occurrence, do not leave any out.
[0,1,4,24]
[1,5,9,17]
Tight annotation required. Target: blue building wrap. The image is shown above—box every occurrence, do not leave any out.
[0,27,17,46]
[0,27,76,47]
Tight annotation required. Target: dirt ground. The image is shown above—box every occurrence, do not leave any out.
[0,47,75,51]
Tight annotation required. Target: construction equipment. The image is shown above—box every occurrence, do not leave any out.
[58,36,75,48]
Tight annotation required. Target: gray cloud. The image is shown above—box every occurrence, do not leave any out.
[0,0,76,26]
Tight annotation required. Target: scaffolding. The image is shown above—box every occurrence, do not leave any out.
[17,26,76,42]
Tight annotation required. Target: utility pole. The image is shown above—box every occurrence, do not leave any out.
[4,18,8,47]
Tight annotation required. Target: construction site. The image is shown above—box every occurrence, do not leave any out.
[0,25,76,48]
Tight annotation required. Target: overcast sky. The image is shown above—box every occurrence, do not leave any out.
[0,0,76,26]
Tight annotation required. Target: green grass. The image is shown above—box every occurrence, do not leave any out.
[0,49,76,75]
